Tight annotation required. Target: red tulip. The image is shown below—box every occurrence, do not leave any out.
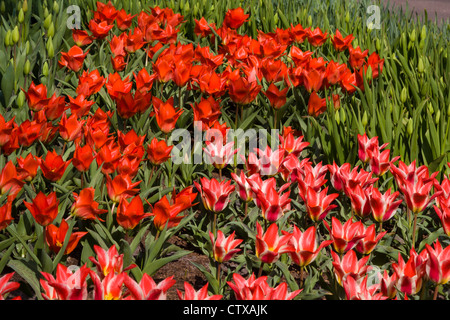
[71,187,108,221]
[434,204,450,237]
[194,17,216,38]
[349,46,369,70]
[227,272,302,300]
[40,264,90,300]
[45,219,87,254]
[355,223,387,255]
[222,7,249,29]
[89,244,133,278]
[23,82,49,112]
[325,217,366,254]
[90,270,125,300]
[331,29,354,51]
[106,174,141,203]
[59,113,85,142]
[149,195,186,232]
[68,95,95,118]
[231,170,254,203]
[307,91,327,117]
[40,150,71,182]
[123,273,175,300]
[343,275,387,300]
[194,177,235,213]
[209,229,243,263]
[24,191,59,227]
[0,161,25,201]
[263,83,288,109]
[254,184,291,222]
[0,201,13,231]
[177,282,222,300]
[88,19,114,39]
[331,249,371,286]
[255,222,292,264]
[116,9,136,31]
[285,225,333,267]
[380,270,398,299]
[327,162,351,192]
[111,55,127,72]
[227,74,261,105]
[392,249,426,296]
[72,29,93,47]
[296,161,328,200]
[369,187,402,223]
[306,27,328,47]
[192,96,222,131]
[152,96,183,134]
[117,196,151,230]
[59,45,88,73]
[304,187,339,223]
[16,119,42,147]
[95,140,121,175]
[279,129,309,157]
[423,240,450,285]
[348,184,373,219]
[203,139,237,170]
[72,143,95,173]
[0,272,20,300]
[94,0,118,24]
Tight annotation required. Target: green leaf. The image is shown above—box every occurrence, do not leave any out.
[8,259,43,300]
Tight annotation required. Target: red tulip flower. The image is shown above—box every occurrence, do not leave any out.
[72,29,93,47]
[357,133,387,164]
[331,249,371,286]
[59,113,85,142]
[348,184,373,219]
[59,45,88,73]
[0,272,20,300]
[146,138,173,166]
[192,96,222,131]
[177,282,222,300]
[306,27,328,47]
[285,225,333,268]
[89,244,134,278]
[227,272,302,300]
[227,74,261,105]
[254,184,291,222]
[434,204,450,237]
[71,187,108,221]
[116,9,136,31]
[0,201,13,231]
[369,187,402,223]
[194,177,235,213]
[123,273,175,300]
[203,140,237,170]
[24,191,59,227]
[263,83,288,110]
[231,170,254,203]
[194,17,216,37]
[90,270,125,300]
[392,249,426,296]
[106,174,141,203]
[355,223,387,255]
[117,196,151,230]
[150,195,187,232]
[343,275,387,300]
[209,229,243,263]
[349,46,369,70]
[423,240,450,285]
[0,161,25,201]
[40,150,71,182]
[325,217,367,254]
[223,7,249,29]
[45,219,87,255]
[380,270,398,299]
[331,29,354,51]
[152,96,183,134]
[23,82,50,112]
[307,91,327,117]
[88,19,114,39]
[304,187,339,223]
[72,143,95,173]
[255,222,292,264]
[40,264,90,300]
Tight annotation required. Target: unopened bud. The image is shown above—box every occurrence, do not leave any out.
[47,22,55,37]
[16,90,26,108]
[46,38,54,58]
[42,61,49,76]
[335,110,340,125]
[4,29,11,47]
[345,12,350,23]
[409,29,416,42]
[44,14,52,29]
[407,118,413,135]
[436,110,441,125]
[52,0,59,13]
[11,26,20,44]
[362,111,368,127]
[400,87,408,103]
[22,0,28,13]
[418,57,424,73]
[18,8,24,23]
[23,59,30,75]
[0,1,5,13]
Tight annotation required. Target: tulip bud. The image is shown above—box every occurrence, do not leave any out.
[22,0,28,12]
[447,104,450,116]
[345,11,350,23]
[362,111,368,127]
[353,38,358,48]
[307,15,312,26]
[179,0,184,10]
[376,38,381,51]
[46,38,54,58]
[340,107,346,123]
[335,109,340,125]
[4,29,11,47]
[42,61,49,76]
[274,13,279,25]
[44,7,49,18]
[25,40,30,54]
[23,59,30,75]
[409,29,416,42]
[184,1,190,13]
[427,102,434,115]
[0,1,5,13]
[16,90,26,108]
[366,65,373,80]
[12,26,20,44]
[18,8,24,23]
[47,22,55,37]
[421,25,427,40]
[44,14,52,29]
[400,87,408,103]
[436,109,441,125]
[53,0,59,13]
[193,3,198,16]
[418,57,424,73]
[407,118,413,136]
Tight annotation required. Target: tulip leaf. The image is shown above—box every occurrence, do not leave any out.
[7,259,43,300]
[142,249,192,276]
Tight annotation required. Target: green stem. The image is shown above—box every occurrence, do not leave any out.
[433,284,440,300]
[257,262,265,278]
[412,212,418,251]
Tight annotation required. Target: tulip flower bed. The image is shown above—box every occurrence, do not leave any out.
[0,0,449,302]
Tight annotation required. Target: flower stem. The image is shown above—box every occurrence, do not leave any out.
[433,285,440,300]
[412,212,418,251]
[257,262,265,278]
